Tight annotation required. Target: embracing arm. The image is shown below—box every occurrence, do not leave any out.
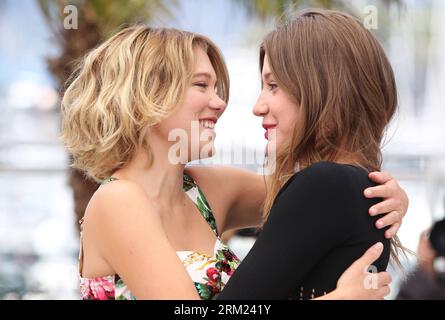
[366,171,409,238]
[87,181,200,300]
[317,242,392,300]
[188,166,408,237]
[186,166,266,233]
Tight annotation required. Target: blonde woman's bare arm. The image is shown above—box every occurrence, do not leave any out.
[87,180,200,300]
[187,166,266,234]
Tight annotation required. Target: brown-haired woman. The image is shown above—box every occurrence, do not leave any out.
[218,8,407,300]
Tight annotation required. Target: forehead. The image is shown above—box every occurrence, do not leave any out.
[193,47,217,78]
[262,54,273,79]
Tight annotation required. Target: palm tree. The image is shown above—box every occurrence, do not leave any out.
[237,0,405,43]
[37,0,177,231]
[237,0,403,18]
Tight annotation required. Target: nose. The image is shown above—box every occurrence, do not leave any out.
[209,94,227,112]
[252,94,268,117]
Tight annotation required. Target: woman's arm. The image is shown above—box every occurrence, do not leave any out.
[186,166,266,233]
[189,166,408,237]
[85,180,200,299]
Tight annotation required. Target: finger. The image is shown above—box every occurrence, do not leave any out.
[376,211,401,229]
[368,171,393,184]
[356,242,384,267]
[384,223,401,239]
[364,183,395,199]
[378,285,391,298]
[421,229,432,239]
[377,272,392,286]
[369,199,399,216]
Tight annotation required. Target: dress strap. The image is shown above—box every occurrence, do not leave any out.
[183,173,220,237]
[101,176,119,185]
[78,218,85,276]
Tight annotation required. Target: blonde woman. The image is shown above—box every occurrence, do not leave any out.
[61,26,407,300]
[218,9,408,300]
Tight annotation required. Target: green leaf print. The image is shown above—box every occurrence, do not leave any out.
[183,183,193,192]
[195,282,212,300]
[183,174,196,192]
[215,250,226,261]
[196,192,217,233]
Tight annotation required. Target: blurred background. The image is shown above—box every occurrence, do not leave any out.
[0,0,444,299]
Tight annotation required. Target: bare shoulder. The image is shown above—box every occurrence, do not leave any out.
[82,179,200,299]
[86,180,153,220]
[90,179,147,203]
[83,179,164,250]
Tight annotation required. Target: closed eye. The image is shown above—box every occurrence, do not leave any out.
[194,83,208,89]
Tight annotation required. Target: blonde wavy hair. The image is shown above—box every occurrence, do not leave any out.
[61,26,229,181]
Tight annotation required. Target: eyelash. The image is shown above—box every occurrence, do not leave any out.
[195,83,220,96]
[267,83,278,92]
[194,83,208,89]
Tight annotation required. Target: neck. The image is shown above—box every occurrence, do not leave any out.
[333,153,368,171]
[113,143,187,208]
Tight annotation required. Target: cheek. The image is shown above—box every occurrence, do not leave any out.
[164,114,187,133]
[163,95,203,133]
[183,90,208,114]
[272,104,299,151]
[155,110,193,142]
[275,99,299,135]
[281,108,299,136]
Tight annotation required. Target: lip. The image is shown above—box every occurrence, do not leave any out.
[262,124,277,130]
[263,124,277,140]
[199,117,218,124]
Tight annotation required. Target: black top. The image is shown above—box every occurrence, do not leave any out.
[217,161,390,300]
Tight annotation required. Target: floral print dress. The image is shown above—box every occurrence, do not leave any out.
[79,174,240,300]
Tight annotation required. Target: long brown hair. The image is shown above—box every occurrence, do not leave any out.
[261,9,407,268]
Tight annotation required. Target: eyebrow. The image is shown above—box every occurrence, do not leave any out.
[262,72,273,81]
[192,72,213,80]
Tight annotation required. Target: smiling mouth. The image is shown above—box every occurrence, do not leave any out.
[199,119,216,129]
